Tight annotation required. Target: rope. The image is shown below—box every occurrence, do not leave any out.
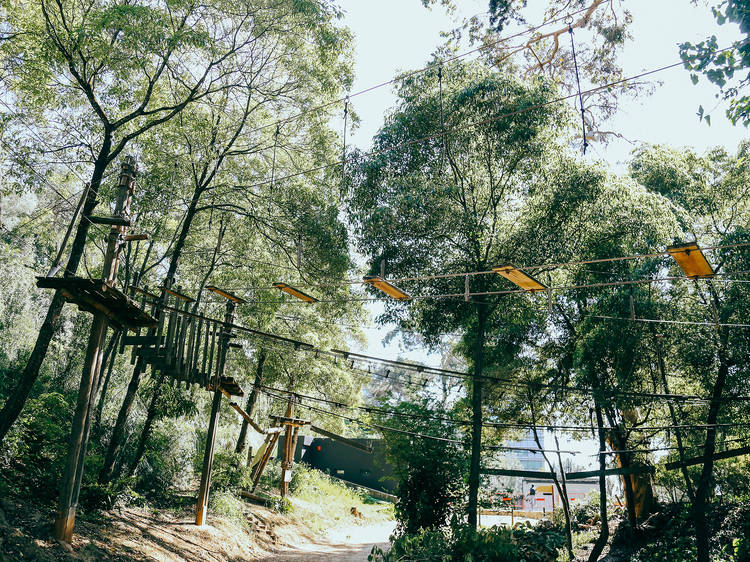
[568,20,588,154]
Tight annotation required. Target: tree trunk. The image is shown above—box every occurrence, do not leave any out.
[467,303,487,530]
[0,134,112,445]
[98,358,145,483]
[98,186,203,483]
[588,404,610,562]
[235,348,267,454]
[127,372,167,477]
[693,358,729,562]
[554,435,574,559]
[93,330,120,436]
[652,331,695,501]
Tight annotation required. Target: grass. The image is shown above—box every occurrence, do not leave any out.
[286,463,395,534]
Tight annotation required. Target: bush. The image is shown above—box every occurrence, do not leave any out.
[79,477,142,511]
[209,489,250,529]
[133,420,195,501]
[370,521,566,562]
[2,392,72,501]
[373,398,468,535]
[210,451,254,492]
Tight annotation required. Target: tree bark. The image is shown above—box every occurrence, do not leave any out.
[235,348,267,454]
[0,133,112,445]
[127,372,167,477]
[693,357,729,562]
[588,403,610,562]
[653,331,695,501]
[467,303,487,530]
[98,358,145,483]
[93,330,120,436]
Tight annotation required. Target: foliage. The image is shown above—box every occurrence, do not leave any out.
[209,451,254,492]
[1,392,71,500]
[680,0,750,126]
[371,398,467,534]
[370,521,566,562]
[287,463,393,531]
[132,419,196,501]
[208,489,251,529]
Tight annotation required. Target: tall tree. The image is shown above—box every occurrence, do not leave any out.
[347,60,605,528]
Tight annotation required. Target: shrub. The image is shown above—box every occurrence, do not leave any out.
[370,521,566,562]
[210,451,254,492]
[2,392,72,501]
[133,419,196,501]
[209,489,250,529]
[79,477,142,511]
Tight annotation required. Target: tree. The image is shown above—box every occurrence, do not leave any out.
[348,59,612,528]
[629,142,750,562]
[425,0,642,143]
[372,398,467,534]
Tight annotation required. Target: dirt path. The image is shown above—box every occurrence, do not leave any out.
[258,520,396,561]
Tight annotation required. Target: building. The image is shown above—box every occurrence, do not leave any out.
[521,477,599,511]
[505,430,546,471]
[278,435,396,494]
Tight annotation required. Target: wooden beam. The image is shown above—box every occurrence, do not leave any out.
[195,388,222,526]
[226,399,266,435]
[86,215,132,226]
[480,468,557,479]
[665,446,750,471]
[310,425,373,453]
[565,465,655,480]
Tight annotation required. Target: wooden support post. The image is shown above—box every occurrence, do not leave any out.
[194,299,235,526]
[280,397,294,497]
[251,432,280,492]
[195,386,222,526]
[55,157,136,543]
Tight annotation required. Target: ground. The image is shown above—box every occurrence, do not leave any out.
[0,492,395,561]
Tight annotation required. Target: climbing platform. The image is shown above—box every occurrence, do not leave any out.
[36,277,157,330]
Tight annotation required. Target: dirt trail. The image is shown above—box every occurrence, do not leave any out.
[261,520,396,561]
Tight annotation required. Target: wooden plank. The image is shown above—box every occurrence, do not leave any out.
[85,215,131,226]
[565,465,655,480]
[310,425,373,453]
[665,446,750,471]
[122,335,161,346]
[480,468,557,480]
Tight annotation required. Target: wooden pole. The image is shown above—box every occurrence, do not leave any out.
[55,157,136,543]
[195,386,222,526]
[280,397,294,497]
[195,299,235,526]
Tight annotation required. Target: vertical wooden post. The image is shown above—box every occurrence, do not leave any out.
[195,385,222,526]
[195,299,235,526]
[280,397,294,497]
[55,157,137,543]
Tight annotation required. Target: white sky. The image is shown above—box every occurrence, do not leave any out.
[339,0,747,466]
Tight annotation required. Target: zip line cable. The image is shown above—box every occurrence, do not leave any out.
[250,381,750,436]
[261,387,580,454]
[219,244,750,295]
[261,387,750,457]
[146,297,750,404]
[230,42,745,203]
[237,5,596,142]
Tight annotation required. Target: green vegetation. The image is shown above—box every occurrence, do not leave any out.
[1,1,749,561]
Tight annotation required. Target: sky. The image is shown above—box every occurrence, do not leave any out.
[337,0,747,467]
